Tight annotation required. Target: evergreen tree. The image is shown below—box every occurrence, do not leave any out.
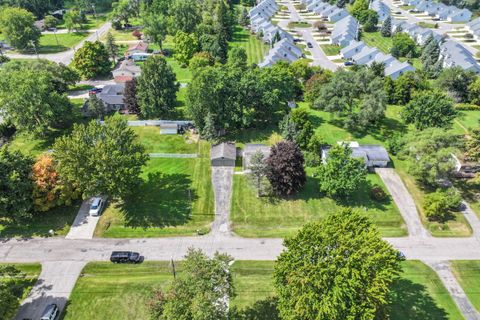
[249,150,269,197]
[380,16,392,37]
[201,112,217,141]
[87,94,105,120]
[105,32,119,63]
[421,35,442,78]
[272,31,281,47]
[124,78,140,114]
[239,7,250,26]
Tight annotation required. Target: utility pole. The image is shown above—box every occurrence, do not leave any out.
[31,41,39,59]
[170,258,177,279]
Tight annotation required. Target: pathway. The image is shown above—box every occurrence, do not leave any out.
[462,202,480,238]
[65,199,99,240]
[425,260,480,320]
[14,261,86,320]
[210,167,234,236]
[375,168,429,238]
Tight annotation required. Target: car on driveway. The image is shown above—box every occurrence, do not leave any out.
[89,197,105,216]
[344,61,355,66]
[110,251,142,263]
[307,42,313,48]
[40,303,59,320]
[88,87,102,95]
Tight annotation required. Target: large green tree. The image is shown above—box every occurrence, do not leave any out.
[0,148,34,221]
[0,7,40,50]
[170,0,201,34]
[174,31,199,66]
[274,208,402,320]
[72,41,111,79]
[390,32,417,58]
[53,115,148,199]
[401,90,456,130]
[142,11,168,50]
[147,249,234,320]
[0,265,27,319]
[318,144,367,198]
[137,55,179,119]
[435,66,476,103]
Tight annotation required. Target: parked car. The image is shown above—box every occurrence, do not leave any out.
[293,38,302,43]
[88,87,102,95]
[40,304,59,320]
[89,197,104,216]
[394,11,401,14]
[344,61,355,66]
[110,251,142,263]
[307,42,313,48]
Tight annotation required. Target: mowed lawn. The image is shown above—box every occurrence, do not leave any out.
[64,261,463,320]
[231,171,407,238]
[361,31,393,53]
[38,32,90,53]
[131,126,198,154]
[451,260,480,313]
[95,144,214,237]
[320,44,341,56]
[229,25,270,65]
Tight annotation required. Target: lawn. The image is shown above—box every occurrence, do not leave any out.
[287,21,311,28]
[361,31,394,53]
[417,21,438,28]
[451,260,480,313]
[95,142,214,237]
[320,44,341,56]
[0,263,41,316]
[231,171,407,238]
[229,25,270,65]
[131,126,198,154]
[38,32,90,53]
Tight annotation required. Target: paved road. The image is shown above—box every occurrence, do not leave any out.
[6,22,112,65]
[65,199,99,240]
[301,29,339,71]
[376,168,429,238]
[14,261,86,320]
[425,260,480,320]
[211,167,234,236]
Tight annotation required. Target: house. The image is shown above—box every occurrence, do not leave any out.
[340,40,365,59]
[447,8,472,22]
[242,144,271,171]
[259,38,303,67]
[391,19,408,33]
[112,60,141,83]
[369,0,390,21]
[351,46,379,65]
[328,8,349,22]
[440,40,480,73]
[211,142,236,167]
[466,18,480,40]
[322,141,390,168]
[384,60,415,79]
[96,84,125,112]
[125,42,148,57]
[330,15,359,46]
[160,123,178,135]
[367,52,396,66]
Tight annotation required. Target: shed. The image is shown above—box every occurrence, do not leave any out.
[242,144,271,171]
[211,142,236,167]
[160,123,178,135]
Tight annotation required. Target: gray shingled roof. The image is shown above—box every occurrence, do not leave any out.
[211,142,236,161]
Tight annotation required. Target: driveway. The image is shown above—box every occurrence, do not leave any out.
[65,199,100,240]
[375,168,429,238]
[210,167,234,236]
[301,29,339,71]
[14,261,86,320]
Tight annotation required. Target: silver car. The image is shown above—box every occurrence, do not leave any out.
[89,197,104,216]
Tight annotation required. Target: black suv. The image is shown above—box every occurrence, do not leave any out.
[110,251,141,263]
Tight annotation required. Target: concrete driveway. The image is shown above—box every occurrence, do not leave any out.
[65,199,100,240]
[210,167,234,236]
[14,261,86,320]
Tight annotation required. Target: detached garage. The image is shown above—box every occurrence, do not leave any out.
[211,142,236,167]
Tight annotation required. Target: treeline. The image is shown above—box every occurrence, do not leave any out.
[0,0,115,18]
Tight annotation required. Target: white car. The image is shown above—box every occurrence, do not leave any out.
[89,197,104,216]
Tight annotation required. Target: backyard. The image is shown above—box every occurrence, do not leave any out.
[229,25,270,65]
[62,260,464,320]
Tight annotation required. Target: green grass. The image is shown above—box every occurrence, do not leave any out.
[95,142,214,237]
[38,32,90,53]
[417,21,438,28]
[131,126,198,154]
[287,21,311,28]
[361,31,394,53]
[231,171,407,238]
[0,203,80,238]
[451,260,480,313]
[229,25,270,65]
[320,44,341,56]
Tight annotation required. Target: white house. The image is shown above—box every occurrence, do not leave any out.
[440,40,480,73]
[447,8,472,22]
[367,52,396,66]
[328,8,349,22]
[330,15,359,46]
[340,40,365,59]
[351,46,379,65]
[370,0,391,21]
[259,38,303,67]
[385,60,415,79]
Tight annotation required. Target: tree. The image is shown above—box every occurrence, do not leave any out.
[359,10,378,32]
[63,9,83,32]
[469,77,480,105]
[0,68,72,136]
[72,41,111,79]
[290,59,320,82]
[304,71,332,104]
[0,265,26,319]
[421,35,442,78]
[44,15,58,29]
[249,150,269,197]
[147,249,234,320]
[391,32,417,58]
[53,115,149,199]
[227,47,248,69]
[105,31,119,63]
[274,208,402,320]
[279,113,298,142]
[124,78,140,114]
[266,141,306,196]
[398,129,458,187]
[189,51,215,74]
[170,0,201,34]
[32,154,79,212]
[436,66,476,103]
[424,189,462,222]
[350,0,369,19]
[369,61,386,77]
[86,94,106,120]
[137,56,179,119]
[174,31,199,66]
[317,144,367,197]
[381,16,392,37]
[142,11,168,50]
[0,148,34,221]
[239,7,250,26]
[289,108,314,149]
[392,71,429,104]
[402,90,456,130]
[0,7,41,50]
[465,128,480,162]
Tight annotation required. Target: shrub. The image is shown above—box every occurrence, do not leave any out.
[132,29,142,39]
[424,189,462,222]
[455,103,480,111]
[370,185,388,201]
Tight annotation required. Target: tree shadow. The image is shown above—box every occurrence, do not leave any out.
[229,297,280,320]
[119,172,196,229]
[387,278,449,320]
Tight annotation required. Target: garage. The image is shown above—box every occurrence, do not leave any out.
[211,142,236,167]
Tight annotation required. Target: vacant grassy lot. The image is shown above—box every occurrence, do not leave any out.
[65,261,462,320]
[131,127,198,154]
[231,171,406,238]
[451,260,480,313]
[229,25,270,65]
[38,32,90,53]
[95,142,214,237]
[320,44,341,56]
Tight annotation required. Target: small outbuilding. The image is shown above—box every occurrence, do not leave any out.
[160,123,178,135]
[211,142,236,167]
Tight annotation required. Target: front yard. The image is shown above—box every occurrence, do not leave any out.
[451,260,480,313]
